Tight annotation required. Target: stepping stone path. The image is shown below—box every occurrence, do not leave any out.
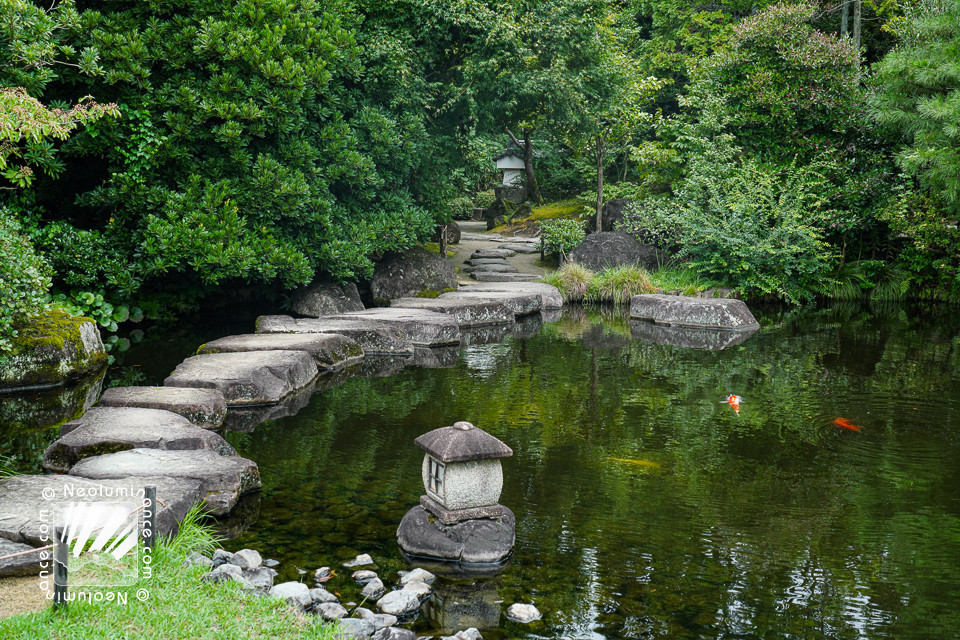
[499,242,540,254]
[324,308,461,346]
[42,406,236,473]
[463,244,546,283]
[165,350,319,406]
[471,272,542,282]
[97,386,227,429]
[257,315,415,355]
[390,297,515,327]
[459,282,563,310]
[0,474,202,546]
[69,449,260,516]
[437,291,541,318]
[197,333,363,371]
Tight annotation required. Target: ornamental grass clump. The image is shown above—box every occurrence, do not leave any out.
[586,265,657,304]
[543,263,594,301]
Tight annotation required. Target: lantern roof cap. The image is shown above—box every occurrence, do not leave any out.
[414,421,513,463]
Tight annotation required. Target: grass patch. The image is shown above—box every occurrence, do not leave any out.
[544,262,728,303]
[0,506,338,640]
[528,199,590,221]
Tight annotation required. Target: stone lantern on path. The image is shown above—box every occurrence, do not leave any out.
[397,421,516,569]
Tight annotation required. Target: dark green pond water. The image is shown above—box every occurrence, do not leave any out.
[207,303,960,640]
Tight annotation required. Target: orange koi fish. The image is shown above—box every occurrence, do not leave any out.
[727,395,743,414]
[833,417,861,432]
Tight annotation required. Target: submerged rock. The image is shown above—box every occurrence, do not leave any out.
[0,309,107,391]
[97,386,227,429]
[505,603,541,623]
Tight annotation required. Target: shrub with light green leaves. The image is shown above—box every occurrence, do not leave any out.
[0,209,52,356]
[540,218,586,259]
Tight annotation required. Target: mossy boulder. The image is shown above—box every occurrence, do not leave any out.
[0,309,107,391]
[369,247,457,305]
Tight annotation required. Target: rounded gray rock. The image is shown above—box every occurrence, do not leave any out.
[317,602,349,621]
[505,603,541,623]
[360,577,386,600]
[376,589,421,617]
[397,506,515,565]
[335,617,375,639]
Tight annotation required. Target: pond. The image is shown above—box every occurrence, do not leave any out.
[3,301,959,638]
[213,302,960,639]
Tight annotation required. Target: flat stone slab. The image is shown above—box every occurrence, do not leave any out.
[97,386,227,429]
[471,248,515,258]
[459,282,562,310]
[629,320,757,351]
[470,272,542,282]
[629,294,760,330]
[438,291,541,317]
[390,297,514,327]
[461,232,501,241]
[0,474,202,546]
[164,350,319,406]
[498,243,540,254]
[0,537,42,577]
[325,308,461,346]
[462,264,519,274]
[197,333,363,371]
[464,258,510,266]
[69,449,260,516]
[257,315,415,355]
[43,406,237,473]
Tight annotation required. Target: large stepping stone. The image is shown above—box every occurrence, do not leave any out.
[97,386,227,429]
[629,294,760,330]
[498,243,540,254]
[629,320,756,351]
[462,264,519,274]
[70,449,260,516]
[464,258,510,266]
[164,350,319,406]
[471,248,515,258]
[324,308,461,346]
[459,282,562,310]
[461,232,501,241]
[471,272,542,282]
[196,333,363,371]
[389,297,514,327]
[0,537,42,577]
[43,406,236,473]
[256,315,414,356]
[437,291,540,317]
[0,474,202,546]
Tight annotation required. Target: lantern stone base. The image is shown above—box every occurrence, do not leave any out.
[420,495,504,526]
[396,505,515,566]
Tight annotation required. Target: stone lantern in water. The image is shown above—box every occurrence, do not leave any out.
[397,421,515,569]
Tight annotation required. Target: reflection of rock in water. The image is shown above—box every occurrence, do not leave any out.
[212,490,260,540]
[579,324,632,351]
[460,325,509,347]
[510,313,543,340]
[0,371,103,436]
[540,308,562,323]
[420,577,503,636]
[358,354,413,378]
[413,346,460,369]
[629,320,757,351]
[222,377,322,433]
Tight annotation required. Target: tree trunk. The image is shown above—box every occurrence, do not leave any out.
[595,135,605,231]
[853,0,862,57]
[840,0,849,36]
[438,224,447,259]
[506,127,543,204]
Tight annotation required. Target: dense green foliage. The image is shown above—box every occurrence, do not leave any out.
[1,0,958,327]
[0,208,51,355]
[540,218,587,259]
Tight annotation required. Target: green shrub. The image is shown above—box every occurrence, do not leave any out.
[448,196,475,221]
[0,209,52,357]
[474,189,497,209]
[540,218,586,259]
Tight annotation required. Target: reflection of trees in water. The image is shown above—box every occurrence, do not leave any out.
[224,302,960,638]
